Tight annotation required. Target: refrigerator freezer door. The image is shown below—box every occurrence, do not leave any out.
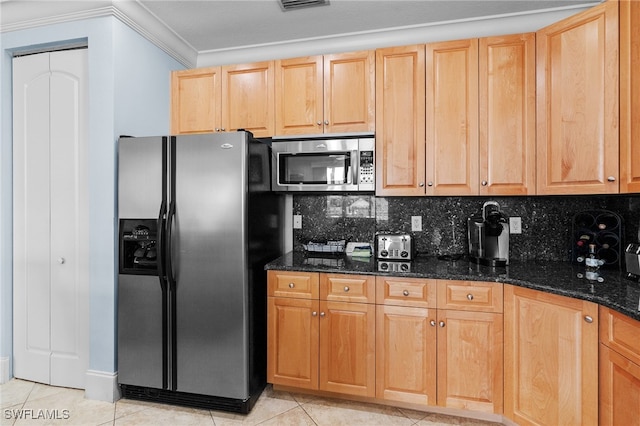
[117,274,165,388]
[172,133,249,398]
[117,136,167,389]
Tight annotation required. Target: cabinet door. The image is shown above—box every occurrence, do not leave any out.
[425,39,479,195]
[620,0,640,193]
[504,285,598,426]
[323,50,375,134]
[436,309,503,414]
[267,297,319,390]
[599,305,640,366]
[536,1,618,194]
[275,56,323,135]
[375,45,426,196]
[222,61,274,137]
[479,33,536,196]
[599,343,640,426]
[171,67,221,134]
[376,304,436,405]
[319,301,375,397]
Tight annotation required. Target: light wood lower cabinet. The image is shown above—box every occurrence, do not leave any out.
[599,306,640,426]
[504,285,598,426]
[267,271,376,397]
[268,271,640,423]
[436,309,503,413]
[375,277,503,414]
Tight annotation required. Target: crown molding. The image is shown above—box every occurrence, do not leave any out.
[1,1,197,67]
[196,4,592,67]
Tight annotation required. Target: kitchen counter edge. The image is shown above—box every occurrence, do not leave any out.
[265,251,640,322]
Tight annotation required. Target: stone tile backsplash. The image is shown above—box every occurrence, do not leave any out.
[292,194,640,262]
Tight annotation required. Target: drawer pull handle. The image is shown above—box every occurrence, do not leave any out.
[288,283,295,288]
[344,286,350,292]
[430,320,436,327]
[584,315,594,323]
[403,290,409,296]
[467,294,474,301]
[312,311,317,317]
[439,321,445,327]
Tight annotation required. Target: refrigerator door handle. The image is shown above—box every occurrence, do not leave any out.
[166,200,176,287]
[157,200,167,289]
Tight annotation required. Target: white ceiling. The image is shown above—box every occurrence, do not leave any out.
[1,0,601,66]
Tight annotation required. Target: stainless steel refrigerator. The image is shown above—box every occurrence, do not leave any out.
[117,131,282,413]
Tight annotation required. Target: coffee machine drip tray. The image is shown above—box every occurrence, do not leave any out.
[470,256,508,267]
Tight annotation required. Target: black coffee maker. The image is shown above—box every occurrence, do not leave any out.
[467,201,510,266]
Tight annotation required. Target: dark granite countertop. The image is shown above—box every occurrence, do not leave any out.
[265,251,640,322]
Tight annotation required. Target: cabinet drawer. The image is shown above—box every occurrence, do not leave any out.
[600,306,640,366]
[376,276,436,308]
[320,273,375,303]
[268,270,319,299]
[437,280,503,312]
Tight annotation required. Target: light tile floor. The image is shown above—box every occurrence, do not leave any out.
[1,379,504,426]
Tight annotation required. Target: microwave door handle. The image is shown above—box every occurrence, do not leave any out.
[349,150,358,185]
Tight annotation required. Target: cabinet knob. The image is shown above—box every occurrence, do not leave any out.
[215,128,220,132]
[439,321,445,327]
[312,311,317,317]
[344,286,350,292]
[419,182,425,187]
[584,315,594,323]
[324,120,329,125]
[403,290,409,296]
[481,180,488,186]
[58,257,65,264]
[427,181,433,187]
[288,282,295,288]
[467,293,474,301]
[221,128,226,132]
[430,320,436,327]
[317,121,322,126]
[607,176,616,182]
[320,312,326,318]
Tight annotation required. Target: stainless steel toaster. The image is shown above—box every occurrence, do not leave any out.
[375,234,414,260]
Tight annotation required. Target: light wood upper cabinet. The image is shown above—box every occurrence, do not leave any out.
[171,61,275,137]
[221,61,275,137]
[479,33,536,196]
[171,66,221,134]
[620,0,640,193]
[375,45,426,196]
[425,39,479,196]
[275,51,374,135]
[536,1,619,195]
[504,285,598,426]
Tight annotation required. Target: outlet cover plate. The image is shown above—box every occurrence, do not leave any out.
[411,216,422,232]
[509,217,522,234]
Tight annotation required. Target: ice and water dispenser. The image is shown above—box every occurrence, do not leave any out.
[119,219,159,275]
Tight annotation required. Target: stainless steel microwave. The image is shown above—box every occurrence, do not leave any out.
[271,135,375,192]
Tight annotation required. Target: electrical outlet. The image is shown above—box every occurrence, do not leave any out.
[293,215,302,229]
[509,217,522,234]
[411,216,422,232]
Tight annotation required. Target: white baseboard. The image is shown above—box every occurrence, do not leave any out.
[84,370,120,403]
[0,357,10,384]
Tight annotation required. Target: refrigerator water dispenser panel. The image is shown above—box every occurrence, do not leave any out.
[119,219,159,275]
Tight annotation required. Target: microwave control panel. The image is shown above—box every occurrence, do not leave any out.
[358,138,375,191]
